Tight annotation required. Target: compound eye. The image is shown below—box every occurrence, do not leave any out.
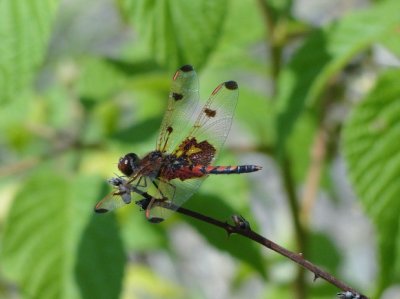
[118,153,139,176]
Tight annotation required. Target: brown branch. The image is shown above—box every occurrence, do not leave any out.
[145,200,368,299]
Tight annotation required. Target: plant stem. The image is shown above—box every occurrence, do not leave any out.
[257,1,308,297]
[257,0,283,96]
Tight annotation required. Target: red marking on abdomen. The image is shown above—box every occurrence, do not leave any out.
[161,165,207,181]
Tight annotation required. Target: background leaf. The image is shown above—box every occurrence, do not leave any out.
[1,171,125,299]
[0,0,59,103]
[119,0,228,70]
[276,0,400,153]
[342,69,400,293]
[75,212,125,299]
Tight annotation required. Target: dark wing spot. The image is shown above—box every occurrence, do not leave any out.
[148,217,164,223]
[167,126,173,133]
[180,65,194,72]
[204,108,216,118]
[225,81,238,90]
[94,207,108,213]
[172,92,183,101]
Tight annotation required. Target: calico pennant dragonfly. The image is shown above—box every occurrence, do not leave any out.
[95,65,262,222]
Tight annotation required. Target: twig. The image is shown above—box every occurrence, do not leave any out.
[139,200,369,299]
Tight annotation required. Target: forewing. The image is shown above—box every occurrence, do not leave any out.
[157,65,199,153]
[95,176,151,213]
[174,80,239,163]
[94,191,128,213]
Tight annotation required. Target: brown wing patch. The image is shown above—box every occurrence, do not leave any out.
[174,137,216,165]
[204,108,216,117]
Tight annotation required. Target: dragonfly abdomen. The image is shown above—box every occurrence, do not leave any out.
[202,165,262,174]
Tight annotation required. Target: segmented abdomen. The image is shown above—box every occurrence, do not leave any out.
[162,164,262,181]
[203,165,262,174]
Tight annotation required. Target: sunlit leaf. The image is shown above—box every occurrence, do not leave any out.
[342,69,400,292]
[0,0,59,104]
[276,0,400,153]
[1,171,125,299]
[122,265,184,299]
[119,0,228,70]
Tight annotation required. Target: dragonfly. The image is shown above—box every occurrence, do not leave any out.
[95,65,262,222]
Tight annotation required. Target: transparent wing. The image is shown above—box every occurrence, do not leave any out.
[94,191,130,213]
[173,81,239,163]
[157,65,199,153]
[147,80,239,222]
[146,176,206,222]
[94,177,150,213]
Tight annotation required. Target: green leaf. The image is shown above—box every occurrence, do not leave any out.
[118,203,169,252]
[75,213,125,299]
[0,0,59,103]
[379,31,400,59]
[119,0,228,70]
[276,0,400,153]
[0,172,125,299]
[77,58,126,100]
[342,69,400,292]
[122,265,184,299]
[307,232,341,275]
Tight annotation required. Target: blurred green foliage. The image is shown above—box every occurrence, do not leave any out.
[0,0,400,298]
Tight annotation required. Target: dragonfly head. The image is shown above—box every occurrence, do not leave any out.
[118,153,140,176]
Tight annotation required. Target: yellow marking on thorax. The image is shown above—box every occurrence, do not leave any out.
[176,145,202,157]
[187,145,202,155]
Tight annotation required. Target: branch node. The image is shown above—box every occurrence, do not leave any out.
[231,214,251,231]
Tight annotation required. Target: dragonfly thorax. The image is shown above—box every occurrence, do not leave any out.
[118,153,140,176]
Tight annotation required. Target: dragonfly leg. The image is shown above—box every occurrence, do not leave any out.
[145,196,165,223]
[144,179,176,223]
[135,176,148,188]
